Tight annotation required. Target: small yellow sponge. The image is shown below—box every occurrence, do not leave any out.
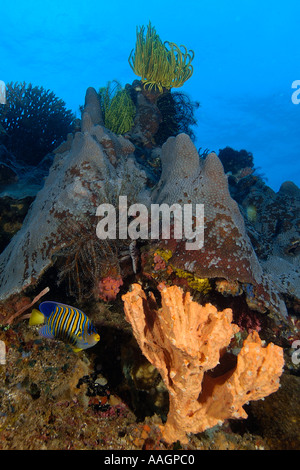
[29,309,45,326]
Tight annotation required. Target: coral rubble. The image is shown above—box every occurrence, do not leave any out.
[122,283,284,444]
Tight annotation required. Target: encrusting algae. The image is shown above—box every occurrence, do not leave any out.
[150,248,212,295]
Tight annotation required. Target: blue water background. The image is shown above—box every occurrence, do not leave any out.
[1,0,299,192]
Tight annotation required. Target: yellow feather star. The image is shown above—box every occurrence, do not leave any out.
[128,22,194,93]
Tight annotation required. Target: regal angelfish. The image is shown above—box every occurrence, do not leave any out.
[29,301,100,352]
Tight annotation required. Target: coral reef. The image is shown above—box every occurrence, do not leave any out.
[0,87,147,303]
[233,176,300,307]
[0,283,297,450]
[0,112,292,326]
[0,319,139,450]
[0,20,299,449]
[122,283,284,444]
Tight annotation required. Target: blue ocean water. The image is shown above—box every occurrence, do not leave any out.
[0,0,299,192]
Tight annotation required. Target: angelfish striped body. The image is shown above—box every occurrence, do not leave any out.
[29,301,100,352]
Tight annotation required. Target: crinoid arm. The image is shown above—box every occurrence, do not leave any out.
[128,22,195,94]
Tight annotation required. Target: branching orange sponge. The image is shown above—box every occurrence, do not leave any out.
[122,283,284,444]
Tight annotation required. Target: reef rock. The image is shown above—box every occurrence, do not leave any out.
[128,80,162,147]
[237,178,300,304]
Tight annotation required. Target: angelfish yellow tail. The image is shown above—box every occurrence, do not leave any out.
[29,309,45,326]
